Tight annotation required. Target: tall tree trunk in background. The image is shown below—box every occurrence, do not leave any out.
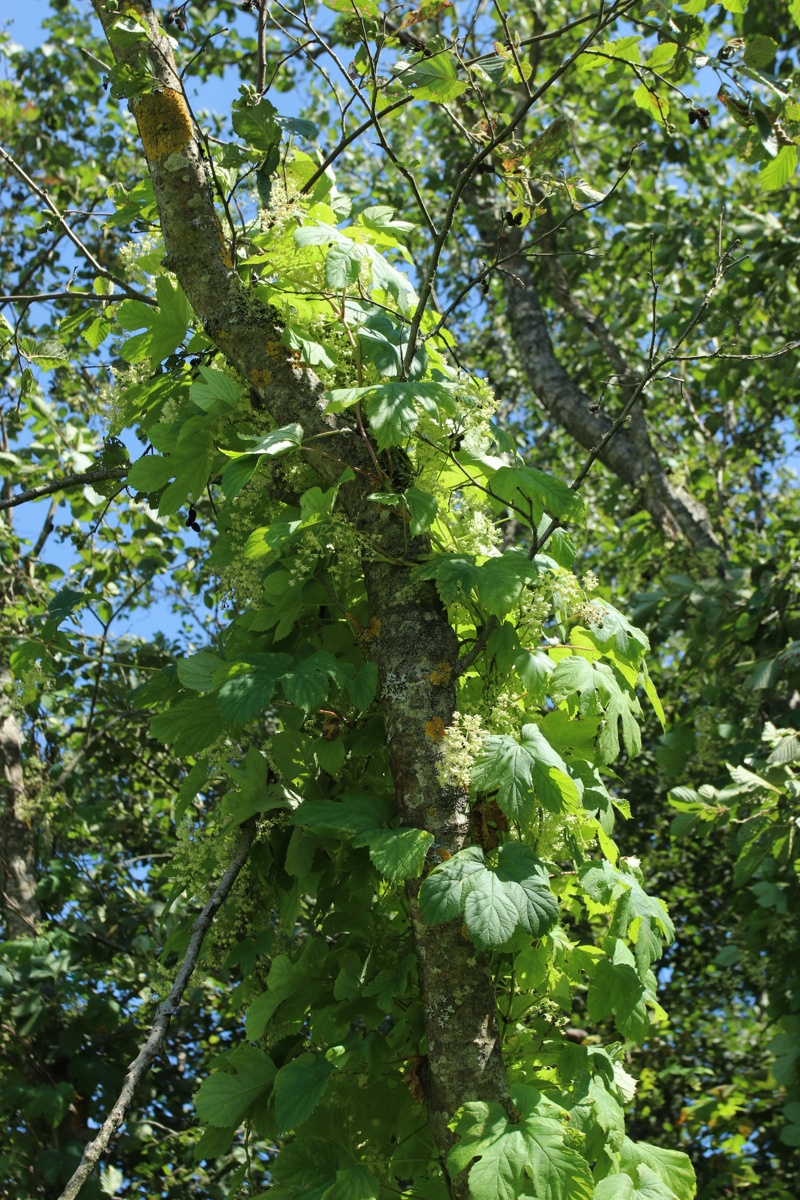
[0,670,39,938]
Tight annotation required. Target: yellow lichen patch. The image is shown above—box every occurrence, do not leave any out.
[265,340,283,359]
[214,214,233,268]
[428,662,451,686]
[361,616,381,643]
[133,88,193,160]
[425,716,446,743]
[249,368,272,389]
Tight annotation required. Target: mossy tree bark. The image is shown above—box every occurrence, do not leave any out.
[91,1,511,1188]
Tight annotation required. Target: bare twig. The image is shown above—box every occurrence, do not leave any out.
[0,467,129,512]
[0,291,132,305]
[401,0,642,377]
[534,214,749,555]
[56,823,256,1200]
[29,499,58,560]
[0,146,153,304]
[256,0,269,92]
[670,339,800,363]
[455,616,499,676]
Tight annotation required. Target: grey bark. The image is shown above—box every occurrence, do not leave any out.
[500,239,722,552]
[0,670,39,938]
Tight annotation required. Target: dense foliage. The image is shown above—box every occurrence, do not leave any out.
[1,1,799,1198]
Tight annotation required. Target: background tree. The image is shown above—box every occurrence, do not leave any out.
[1,1,799,1199]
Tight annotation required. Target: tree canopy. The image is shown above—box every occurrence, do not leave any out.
[1,1,800,1199]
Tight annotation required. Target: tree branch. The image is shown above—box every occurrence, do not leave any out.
[0,291,133,305]
[0,467,129,512]
[56,822,256,1200]
[0,146,153,304]
[499,242,723,551]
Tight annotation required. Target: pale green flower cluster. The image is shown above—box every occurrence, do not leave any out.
[288,530,325,585]
[533,808,583,859]
[116,231,164,283]
[487,689,526,735]
[516,587,551,642]
[216,545,265,611]
[449,497,501,555]
[549,566,585,615]
[258,177,303,231]
[437,710,488,790]
[102,361,152,431]
[453,373,498,434]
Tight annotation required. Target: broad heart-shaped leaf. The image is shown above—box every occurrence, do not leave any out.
[280,651,339,712]
[494,842,559,937]
[126,452,175,493]
[358,311,427,381]
[283,324,338,368]
[419,845,486,925]
[393,50,470,102]
[341,661,378,711]
[594,1167,676,1200]
[619,1140,696,1200]
[587,940,650,1042]
[273,1055,335,1136]
[363,384,430,449]
[245,938,331,1040]
[287,790,395,837]
[411,554,480,607]
[325,243,364,289]
[463,872,524,947]
[354,827,434,882]
[325,382,457,448]
[270,1135,381,1200]
[177,650,225,692]
[489,464,585,526]
[598,692,643,763]
[150,692,223,755]
[195,1047,275,1127]
[578,860,674,944]
[420,844,557,948]
[514,649,554,704]
[474,553,540,618]
[217,656,292,724]
[117,275,190,363]
[232,96,279,151]
[549,655,598,705]
[472,724,579,822]
[471,734,536,822]
[190,365,240,411]
[582,600,649,665]
[404,486,438,534]
[448,1093,593,1200]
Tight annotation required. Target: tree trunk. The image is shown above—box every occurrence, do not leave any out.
[0,671,39,938]
[91,2,511,1186]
